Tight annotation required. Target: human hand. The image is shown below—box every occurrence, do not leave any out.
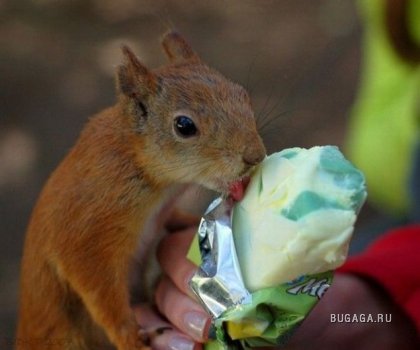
[133,214,210,350]
[278,273,419,350]
[135,220,419,350]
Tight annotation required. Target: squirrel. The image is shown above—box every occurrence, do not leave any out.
[16,31,266,350]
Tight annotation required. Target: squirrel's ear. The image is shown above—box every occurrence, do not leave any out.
[117,45,157,99]
[161,31,200,63]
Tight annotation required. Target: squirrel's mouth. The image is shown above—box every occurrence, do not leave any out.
[228,176,250,202]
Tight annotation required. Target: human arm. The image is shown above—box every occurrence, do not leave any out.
[136,223,419,349]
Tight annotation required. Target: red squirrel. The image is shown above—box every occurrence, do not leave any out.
[16,31,266,349]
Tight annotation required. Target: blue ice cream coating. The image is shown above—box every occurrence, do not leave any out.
[280,146,367,221]
[282,191,346,221]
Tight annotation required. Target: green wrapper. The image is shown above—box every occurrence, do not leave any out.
[188,238,332,349]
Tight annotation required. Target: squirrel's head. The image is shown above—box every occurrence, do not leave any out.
[116,31,266,194]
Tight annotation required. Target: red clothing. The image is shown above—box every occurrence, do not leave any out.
[338,224,420,332]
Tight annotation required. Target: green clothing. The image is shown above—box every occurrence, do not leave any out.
[347,0,420,217]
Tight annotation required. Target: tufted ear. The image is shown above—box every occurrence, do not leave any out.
[161,31,200,64]
[117,45,157,100]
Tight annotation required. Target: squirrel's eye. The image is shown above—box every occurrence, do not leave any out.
[174,116,198,138]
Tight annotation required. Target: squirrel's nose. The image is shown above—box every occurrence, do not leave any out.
[243,144,266,166]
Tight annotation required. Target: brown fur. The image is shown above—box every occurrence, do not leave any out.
[16,31,265,349]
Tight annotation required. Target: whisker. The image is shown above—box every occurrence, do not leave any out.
[258,109,293,134]
[257,94,288,130]
[256,84,276,126]
[245,52,260,93]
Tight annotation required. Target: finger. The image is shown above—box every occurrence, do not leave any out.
[133,303,201,350]
[155,276,211,342]
[152,330,202,350]
[133,303,171,330]
[157,228,198,296]
[165,208,201,232]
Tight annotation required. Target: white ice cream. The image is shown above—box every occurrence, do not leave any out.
[232,146,367,291]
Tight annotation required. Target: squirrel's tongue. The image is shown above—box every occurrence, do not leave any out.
[228,177,250,202]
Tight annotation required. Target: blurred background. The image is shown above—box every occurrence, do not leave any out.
[0,0,380,342]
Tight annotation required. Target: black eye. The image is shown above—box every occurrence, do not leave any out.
[174,116,198,138]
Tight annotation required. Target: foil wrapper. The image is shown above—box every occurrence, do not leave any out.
[188,196,333,349]
[189,197,251,318]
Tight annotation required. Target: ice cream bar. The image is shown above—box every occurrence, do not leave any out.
[232,146,367,291]
[188,145,367,349]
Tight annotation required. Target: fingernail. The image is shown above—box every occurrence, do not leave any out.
[183,311,209,340]
[168,335,195,350]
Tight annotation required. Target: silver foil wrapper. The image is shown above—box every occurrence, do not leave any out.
[189,197,251,318]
